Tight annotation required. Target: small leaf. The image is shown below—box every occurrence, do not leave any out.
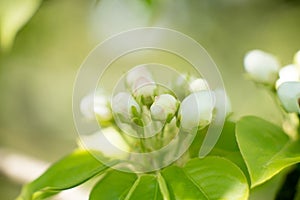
[236,116,300,187]
[89,171,163,200]
[90,170,137,200]
[0,0,41,51]
[17,150,110,200]
[131,105,140,118]
[162,156,249,200]
[128,174,163,200]
[162,165,207,199]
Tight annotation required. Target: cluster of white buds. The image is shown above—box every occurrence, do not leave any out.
[112,66,221,132]
[244,49,300,114]
[80,65,232,158]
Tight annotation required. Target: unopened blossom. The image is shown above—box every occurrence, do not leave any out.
[244,50,280,84]
[179,91,215,131]
[80,93,112,122]
[131,76,156,99]
[126,65,153,87]
[150,94,178,121]
[125,66,157,99]
[111,92,140,120]
[276,64,300,88]
[189,78,209,92]
[277,82,300,114]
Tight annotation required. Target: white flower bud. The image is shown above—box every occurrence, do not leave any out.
[179,91,215,131]
[126,66,153,88]
[80,93,112,122]
[244,50,280,84]
[112,92,140,120]
[132,76,156,98]
[150,94,178,121]
[189,78,209,92]
[294,50,300,66]
[277,82,300,114]
[279,64,300,81]
[276,64,300,88]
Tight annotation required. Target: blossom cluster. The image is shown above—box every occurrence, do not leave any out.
[79,65,225,155]
[244,50,300,114]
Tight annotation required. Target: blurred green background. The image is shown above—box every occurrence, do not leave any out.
[0,0,300,199]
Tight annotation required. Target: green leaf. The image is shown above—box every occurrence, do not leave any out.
[17,150,110,200]
[236,116,300,187]
[162,156,249,200]
[0,0,41,51]
[128,174,163,200]
[162,165,207,199]
[249,168,290,200]
[89,171,163,200]
[209,120,249,182]
[189,120,249,181]
[90,157,248,200]
[90,170,137,200]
